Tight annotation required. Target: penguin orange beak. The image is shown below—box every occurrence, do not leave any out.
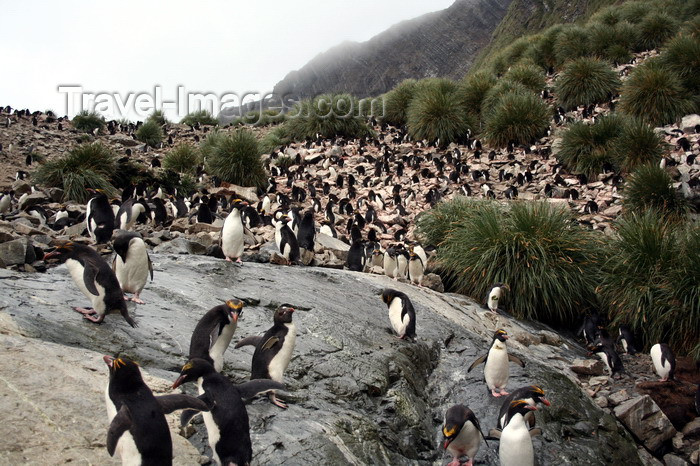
[103,355,115,368]
[230,311,239,323]
[502,334,509,340]
[541,398,551,406]
[526,405,538,411]
[443,439,451,449]
[43,250,59,260]
[172,375,186,389]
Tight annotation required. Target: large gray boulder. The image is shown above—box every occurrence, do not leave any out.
[614,395,678,452]
[0,255,643,465]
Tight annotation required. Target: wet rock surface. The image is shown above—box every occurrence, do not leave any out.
[0,254,641,464]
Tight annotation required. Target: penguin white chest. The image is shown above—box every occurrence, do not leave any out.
[388,298,409,337]
[210,321,237,372]
[499,415,534,466]
[484,342,509,390]
[320,224,333,237]
[595,350,612,374]
[268,323,296,382]
[650,344,671,379]
[66,258,106,314]
[104,384,140,466]
[383,255,396,278]
[396,255,408,278]
[447,421,481,460]
[222,210,245,259]
[115,240,149,294]
[408,259,424,284]
[488,288,502,311]
[197,378,222,465]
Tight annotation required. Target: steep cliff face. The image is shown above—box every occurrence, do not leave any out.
[272,0,514,100]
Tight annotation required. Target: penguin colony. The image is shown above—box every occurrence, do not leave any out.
[2,105,696,464]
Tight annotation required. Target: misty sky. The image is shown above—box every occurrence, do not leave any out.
[0,0,454,121]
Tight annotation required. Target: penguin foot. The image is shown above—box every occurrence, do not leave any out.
[225,257,233,262]
[236,258,242,264]
[131,297,145,305]
[447,460,461,466]
[491,390,504,397]
[269,394,288,409]
[82,313,104,324]
[463,460,473,466]
[73,306,96,315]
[499,389,510,396]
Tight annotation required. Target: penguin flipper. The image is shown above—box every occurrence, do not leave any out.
[235,336,263,349]
[508,354,526,367]
[261,336,280,350]
[486,428,502,440]
[237,379,286,400]
[156,393,210,414]
[148,254,153,281]
[107,406,132,456]
[121,309,137,328]
[467,354,487,372]
[180,408,201,427]
[529,428,543,438]
[82,260,100,296]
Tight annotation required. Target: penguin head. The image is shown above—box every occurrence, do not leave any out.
[274,304,295,324]
[43,241,76,262]
[380,288,400,305]
[508,399,538,418]
[231,198,248,210]
[172,358,215,389]
[104,355,143,390]
[224,299,244,323]
[522,385,551,407]
[442,404,472,448]
[493,329,509,343]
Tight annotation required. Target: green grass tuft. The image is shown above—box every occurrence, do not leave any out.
[380,79,418,127]
[636,12,679,51]
[600,211,700,356]
[406,79,472,147]
[422,200,602,324]
[32,142,117,202]
[483,91,550,147]
[481,80,533,118]
[615,117,666,172]
[72,110,105,134]
[181,110,218,126]
[163,143,201,174]
[503,61,546,93]
[588,21,637,64]
[457,71,497,128]
[623,164,688,217]
[136,120,164,148]
[554,26,591,67]
[204,129,266,187]
[555,57,620,110]
[619,59,696,126]
[147,110,169,126]
[283,93,373,142]
[556,115,623,178]
[658,34,700,93]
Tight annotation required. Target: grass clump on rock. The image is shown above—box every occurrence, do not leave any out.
[136,120,164,148]
[406,79,472,147]
[147,110,169,126]
[658,34,700,93]
[483,91,550,147]
[205,129,266,188]
[163,143,201,175]
[623,164,688,218]
[458,71,497,119]
[636,12,679,51]
[421,200,602,325]
[555,57,620,110]
[380,79,418,127]
[502,62,546,93]
[554,26,590,67]
[600,211,700,356]
[619,60,695,126]
[72,110,105,134]
[283,93,372,142]
[33,142,117,203]
[181,110,218,126]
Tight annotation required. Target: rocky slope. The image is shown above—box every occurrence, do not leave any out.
[0,255,644,464]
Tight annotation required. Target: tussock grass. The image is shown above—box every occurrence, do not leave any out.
[204,129,266,187]
[181,110,218,126]
[380,79,418,127]
[163,143,201,174]
[483,91,550,147]
[555,57,620,110]
[623,164,688,217]
[406,79,472,146]
[283,93,372,141]
[503,61,546,93]
[554,26,590,66]
[72,110,105,134]
[136,120,163,148]
[659,34,700,93]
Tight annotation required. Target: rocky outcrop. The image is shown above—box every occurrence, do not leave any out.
[0,255,642,464]
[614,395,678,453]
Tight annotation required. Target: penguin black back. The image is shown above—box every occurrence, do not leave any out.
[297,210,315,251]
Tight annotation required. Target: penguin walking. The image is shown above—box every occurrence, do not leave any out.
[468,329,524,397]
[408,250,424,286]
[589,333,624,377]
[103,355,209,465]
[189,300,244,372]
[112,233,152,304]
[442,404,487,466]
[486,283,509,313]
[499,400,538,466]
[274,214,300,264]
[44,242,136,327]
[234,305,296,408]
[650,343,675,381]
[86,189,115,243]
[173,358,285,466]
[492,385,550,437]
[221,199,248,263]
[381,289,416,341]
[617,325,638,355]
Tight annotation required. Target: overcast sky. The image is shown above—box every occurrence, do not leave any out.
[0,0,454,121]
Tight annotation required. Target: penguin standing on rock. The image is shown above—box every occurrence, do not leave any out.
[492,385,551,436]
[173,358,285,466]
[408,250,424,286]
[44,242,137,327]
[486,283,509,313]
[617,325,638,355]
[115,198,146,230]
[650,343,675,381]
[103,355,209,465]
[383,247,398,278]
[589,332,624,377]
[468,329,524,397]
[499,400,538,466]
[86,188,115,243]
[274,214,300,264]
[189,299,244,372]
[221,199,248,263]
[442,404,487,466]
[381,288,416,341]
[235,304,296,408]
[112,233,152,304]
